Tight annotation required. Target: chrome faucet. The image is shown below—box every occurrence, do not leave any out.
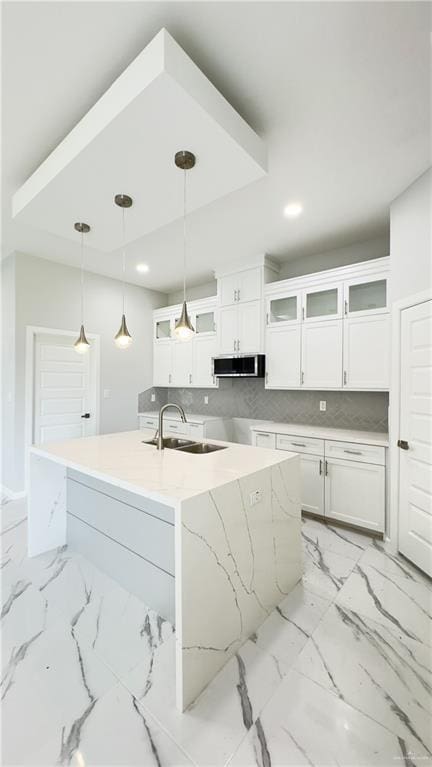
[157,403,187,450]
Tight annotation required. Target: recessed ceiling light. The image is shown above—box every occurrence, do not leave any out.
[136,263,149,273]
[283,202,303,218]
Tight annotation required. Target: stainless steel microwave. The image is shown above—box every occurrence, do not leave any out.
[212,354,266,378]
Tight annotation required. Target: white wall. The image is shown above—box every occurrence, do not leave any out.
[390,168,432,303]
[168,280,217,305]
[1,255,16,494]
[277,235,389,280]
[3,252,167,493]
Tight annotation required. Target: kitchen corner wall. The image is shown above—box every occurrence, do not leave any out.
[139,380,389,433]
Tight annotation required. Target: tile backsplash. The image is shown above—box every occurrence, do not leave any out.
[138,379,389,433]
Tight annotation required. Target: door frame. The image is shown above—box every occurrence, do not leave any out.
[388,288,432,551]
[24,325,101,492]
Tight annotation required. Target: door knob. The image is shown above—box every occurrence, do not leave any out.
[81,413,91,419]
[397,439,409,450]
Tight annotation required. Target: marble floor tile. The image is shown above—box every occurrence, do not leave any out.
[250,581,331,668]
[33,682,194,766]
[1,578,56,666]
[229,669,423,767]
[301,531,357,599]
[359,538,432,591]
[2,617,118,765]
[1,512,28,567]
[124,636,287,766]
[302,515,374,562]
[336,562,432,648]
[73,579,174,681]
[294,603,432,756]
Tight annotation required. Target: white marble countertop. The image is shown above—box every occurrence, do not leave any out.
[250,421,389,447]
[138,411,225,423]
[30,429,297,507]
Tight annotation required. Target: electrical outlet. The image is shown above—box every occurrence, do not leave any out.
[204,396,209,405]
[151,393,156,402]
[320,400,327,412]
[103,389,111,399]
[249,489,263,506]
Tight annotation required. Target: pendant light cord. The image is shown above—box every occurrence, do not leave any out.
[80,229,84,326]
[122,206,126,315]
[183,168,187,303]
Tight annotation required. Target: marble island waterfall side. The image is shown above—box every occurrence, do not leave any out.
[28,429,302,710]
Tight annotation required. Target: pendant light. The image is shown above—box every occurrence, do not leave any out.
[73,222,91,354]
[174,150,195,340]
[114,194,133,348]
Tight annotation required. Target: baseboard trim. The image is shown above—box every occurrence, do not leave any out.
[1,484,27,502]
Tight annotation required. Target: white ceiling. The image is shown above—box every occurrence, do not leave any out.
[2,1,431,293]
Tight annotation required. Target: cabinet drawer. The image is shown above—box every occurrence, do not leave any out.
[189,422,204,439]
[164,419,189,436]
[277,434,324,456]
[253,431,277,449]
[140,416,158,430]
[325,440,385,466]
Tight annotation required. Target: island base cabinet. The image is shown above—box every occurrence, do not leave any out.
[300,454,325,516]
[324,457,385,532]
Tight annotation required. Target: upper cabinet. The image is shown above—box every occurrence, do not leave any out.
[154,316,172,342]
[220,300,263,354]
[343,274,388,317]
[219,267,262,306]
[302,284,343,322]
[266,292,301,326]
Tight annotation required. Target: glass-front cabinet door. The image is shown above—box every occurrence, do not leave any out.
[154,317,172,342]
[302,284,342,322]
[344,275,388,317]
[194,309,217,335]
[267,293,300,325]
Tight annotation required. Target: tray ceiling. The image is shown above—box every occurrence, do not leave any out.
[12,28,266,252]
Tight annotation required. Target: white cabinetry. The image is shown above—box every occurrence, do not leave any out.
[153,300,218,388]
[325,458,385,532]
[220,300,262,354]
[219,267,262,306]
[252,427,386,532]
[343,314,390,390]
[302,320,343,389]
[265,325,301,388]
[264,257,390,391]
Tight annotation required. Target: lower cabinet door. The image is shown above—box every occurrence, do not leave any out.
[324,457,385,532]
[153,343,172,386]
[265,325,301,388]
[300,454,325,515]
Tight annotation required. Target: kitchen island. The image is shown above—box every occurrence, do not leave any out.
[28,429,301,710]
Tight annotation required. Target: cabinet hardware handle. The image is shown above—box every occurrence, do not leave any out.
[266,313,269,325]
[170,424,178,429]
[237,339,240,351]
[213,375,216,385]
[397,439,409,450]
[233,339,236,351]
[325,460,328,476]
[343,370,347,385]
[168,374,172,384]
[344,299,348,315]
[238,289,241,301]
[189,374,192,384]
[302,307,305,320]
[257,432,270,437]
[319,459,323,475]
[265,371,268,384]
[291,442,306,447]
[344,449,362,455]
[234,289,237,302]
[301,371,305,385]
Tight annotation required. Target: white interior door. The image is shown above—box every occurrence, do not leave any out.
[398,299,432,575]
[34,333,97,445]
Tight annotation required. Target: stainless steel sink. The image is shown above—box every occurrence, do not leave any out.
[142,437,196,449]
[177,442,228,454]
